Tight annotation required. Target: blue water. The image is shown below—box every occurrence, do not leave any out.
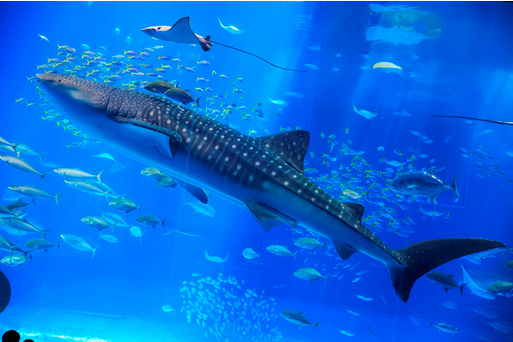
[1,2,512,341]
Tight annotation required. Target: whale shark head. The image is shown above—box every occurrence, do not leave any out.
[36,73,113,124]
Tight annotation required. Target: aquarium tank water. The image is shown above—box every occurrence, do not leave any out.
[0,2,512,341]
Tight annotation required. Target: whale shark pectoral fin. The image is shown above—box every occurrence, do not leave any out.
[332,241,358,260]
[254,130,310,173]
[246,202,297,231]
[340,202,365,222]
[174,179,209,204]
[115,117,183,143]
[390,238,505,303]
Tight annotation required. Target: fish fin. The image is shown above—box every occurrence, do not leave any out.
[315,320,321,331]
[175,179,209,204]
[246,202,297,232]
[55,192,63,206]
[451,175,461,198]
[115,117,183,144]
[41,172,50,183]
[92,245,100,258]
[42,229,52,241]
[332,240,357,260]
[97,170,104,184]
[38,152,46,162]
[217,17,226,29]
[460,283,466,295]
[341,202,364,222]
[253,130,310,173]
[390,238,505,302]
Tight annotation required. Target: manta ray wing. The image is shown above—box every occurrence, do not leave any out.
[161,17,202,44]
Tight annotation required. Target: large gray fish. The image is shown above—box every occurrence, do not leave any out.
[36,73,505,302]
[390,167,461,204]
[0,154,48,181]
[280,310,320,330]
[427,272,465,294]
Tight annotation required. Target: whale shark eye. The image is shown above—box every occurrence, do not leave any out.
[58,79,61,82]
[157,27,161,30]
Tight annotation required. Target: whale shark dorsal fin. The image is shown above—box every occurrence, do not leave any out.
[254,130,310,173]
[341,202,365,222]
[246,202,297,231]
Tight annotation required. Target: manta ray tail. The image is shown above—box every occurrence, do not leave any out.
[433,115,513,126]
[388,238,505,302]
[208,39,307,73]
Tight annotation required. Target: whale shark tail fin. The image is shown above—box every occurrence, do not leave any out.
[389,238,505,302]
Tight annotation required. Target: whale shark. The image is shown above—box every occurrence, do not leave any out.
[36,73,505,302]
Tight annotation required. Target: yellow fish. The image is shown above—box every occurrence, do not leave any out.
[373,62,403,75]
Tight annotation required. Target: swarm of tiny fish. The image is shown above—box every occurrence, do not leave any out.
[179,273,283,341]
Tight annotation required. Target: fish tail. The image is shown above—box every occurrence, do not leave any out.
[54,192,63,206]
[38,152,46,162]
[97,169,104,184]
[323,273,329,285]
[315,320,321,331]
[460,283,466,295]
[42,229,52,241]
[92,245,100,258]
[41,172,50,183]
[139,202,143,214]
[196,96,201,107]
[161,218,166,228]
[429,321,433,329]
[292,250,298,260]
[451,175,461,199]
[389,238,504,302]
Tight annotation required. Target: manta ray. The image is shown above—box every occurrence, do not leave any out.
[141,17,305,72]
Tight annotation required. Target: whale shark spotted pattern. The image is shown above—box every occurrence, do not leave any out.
[36,73,505,302]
